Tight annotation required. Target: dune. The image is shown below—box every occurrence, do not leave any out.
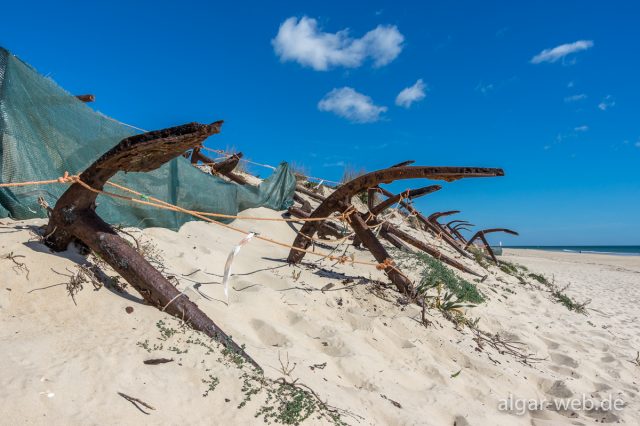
[1,208,639,425]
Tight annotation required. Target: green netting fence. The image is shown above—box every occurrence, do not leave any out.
[0,47,295,229]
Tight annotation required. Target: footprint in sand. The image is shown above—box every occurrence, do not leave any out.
[540,336,560,350]
[286,311,305,326]
[549,364,581,378]
[592,382,612,392]
[342,312,373,332]
[320,339,352,357]
[527,407,559,421]
[357,379,379,392]
[317,333,352,357]
[543,379,574,398]
[249,319,290,348]
[604,367,621,379]
[452,415,471,426]
[549,352,579,368]
[600,354,616,363]
[584,407,620,423]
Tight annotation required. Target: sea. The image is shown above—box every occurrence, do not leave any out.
[503,246,640,256]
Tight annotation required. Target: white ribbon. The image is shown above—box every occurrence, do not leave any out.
[222,232,256,305]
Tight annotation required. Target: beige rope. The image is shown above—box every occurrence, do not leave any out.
[0,173,413,278]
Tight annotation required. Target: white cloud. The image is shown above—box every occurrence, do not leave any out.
[574,125,589,132]
[635,141,640,148]
[395,79,426,108]
[530,40,593,64]
[564,94,587,102]
[598,95,615,111]
[272,16,404,71]
[475,82,494,95]
[318,87,387,123]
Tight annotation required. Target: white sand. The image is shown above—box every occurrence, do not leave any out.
[1,212,639,425]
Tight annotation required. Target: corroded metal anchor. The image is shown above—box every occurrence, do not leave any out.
[44,121,261,370]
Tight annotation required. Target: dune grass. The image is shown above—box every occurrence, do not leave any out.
[414,252,484,304]
[394,251,484,304]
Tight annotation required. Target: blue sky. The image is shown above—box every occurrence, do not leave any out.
[1,1,639,245]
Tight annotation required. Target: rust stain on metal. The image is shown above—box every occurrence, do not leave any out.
[288,167,502,264]
[288,166,503,291]
[75,94,95,103]
[465,228,519,264]
[370,185,441,215]
[44,121,261,370]
[190,147,247,185]
[377,189,473,259]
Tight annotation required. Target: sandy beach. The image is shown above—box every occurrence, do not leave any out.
[3,2,640,424]
[1,213,638,425]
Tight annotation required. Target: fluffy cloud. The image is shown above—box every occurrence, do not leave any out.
[272,16,404,71]
[598,95,615,111]
[574,125,589,132]
[564,94,587,102]
[395,79,426,108]
[318,87,387,123]
[530,40,593,64]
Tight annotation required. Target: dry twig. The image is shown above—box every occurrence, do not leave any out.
[2,252,30,279]
[277,351,297,376]
[472,328,546,366]
[118,392,155,414]
[143,358,174,365]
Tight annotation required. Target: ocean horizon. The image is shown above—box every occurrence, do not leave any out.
[504,245,640,256]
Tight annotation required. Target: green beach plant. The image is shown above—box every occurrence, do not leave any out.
[202,374,220,397]
[499,261,519,275]
[468,247,490,269]
[135,316,353,424]
[391,251,483,328]
[414,252,484,304]
[528,273,549,285]
[551,284,590,314]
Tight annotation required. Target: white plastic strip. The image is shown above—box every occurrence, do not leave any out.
[222,232,256,305]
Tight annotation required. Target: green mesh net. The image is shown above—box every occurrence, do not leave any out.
[0,47,295,229]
